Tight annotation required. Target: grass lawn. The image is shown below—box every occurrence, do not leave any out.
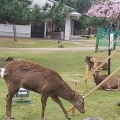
[0,36,95,48]
[0,37,120,120]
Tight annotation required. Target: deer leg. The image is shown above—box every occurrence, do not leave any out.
[118,82,120,91]
[105,82,120,91]
[51,96,71,120]
[6,86,19,120]
[41,92,49,120]
[117,82,120,106]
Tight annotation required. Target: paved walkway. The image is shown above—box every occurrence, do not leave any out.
[0,47,95,51]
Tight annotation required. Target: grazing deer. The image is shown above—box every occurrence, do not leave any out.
[0,59,85,120]
[85,56,108,70]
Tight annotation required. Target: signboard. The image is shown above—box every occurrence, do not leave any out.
[109,33,114,49]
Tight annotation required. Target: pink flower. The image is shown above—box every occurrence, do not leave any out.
[86,0,120,20]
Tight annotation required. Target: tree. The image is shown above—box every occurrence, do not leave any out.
[64,0,77,10]
[86,0,120,30]
[75,0,92,14]
[85,16,110,28]
[49,0,71,31]
[54,0,93,30]
[43,0,73,32]
[31,5,45,24]
[55,0,92,13]
[0,0,32,41]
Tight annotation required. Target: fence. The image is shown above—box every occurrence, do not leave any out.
[95,27,120,51]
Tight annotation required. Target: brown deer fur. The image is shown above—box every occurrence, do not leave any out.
[2,59,85,120]
[92,70,120,90]
[85,56,108,70]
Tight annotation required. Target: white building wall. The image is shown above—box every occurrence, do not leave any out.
[0,24,31,38]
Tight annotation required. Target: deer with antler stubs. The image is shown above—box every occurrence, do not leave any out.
[0,59,85,120]
[85,56,108,70]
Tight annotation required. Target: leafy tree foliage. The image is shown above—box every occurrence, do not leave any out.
[31,5,45,24]
[0,0,31,24]
[74,0,92,31]
[40,0,73,32]
[49,0,73,31]
[0,0,32,40]
[75,0,92,14]
[54,0,92,14]
[54,0,93,31]
[55,0,110,30]
[85,16,110,28]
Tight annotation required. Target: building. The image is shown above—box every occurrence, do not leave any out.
[0,0,82,40]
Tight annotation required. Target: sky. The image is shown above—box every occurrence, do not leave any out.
[30,0,55,8]
[30,0,47,7]
[33,0,47,6]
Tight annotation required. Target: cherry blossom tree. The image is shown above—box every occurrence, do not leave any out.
[86,0,120,30]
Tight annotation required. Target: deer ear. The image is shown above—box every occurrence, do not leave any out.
[100,68,103,70]
[91,68,94,71]
[70,92,79,100]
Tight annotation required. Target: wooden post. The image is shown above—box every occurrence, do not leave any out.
[84,50,117,84]
[84,65,89,93]
[96,57,98,68]
[68,81,78,116]
[93,51,116,72]
[74,81,78,91]
[93,58,97,69]
[84,50,117,97]
[84,67,120,99]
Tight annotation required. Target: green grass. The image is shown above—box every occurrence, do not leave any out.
[0,37,95,48]
[0,37,120,120]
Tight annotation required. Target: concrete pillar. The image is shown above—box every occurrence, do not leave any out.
[44,21,47,38]
[71,19,74,35]
[65,16,71,40]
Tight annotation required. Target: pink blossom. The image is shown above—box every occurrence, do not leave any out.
[86,1,120,20]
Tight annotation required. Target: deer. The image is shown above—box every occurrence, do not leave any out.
[92,69,120,90]
[0,59,85,120]
[85,56,108,70]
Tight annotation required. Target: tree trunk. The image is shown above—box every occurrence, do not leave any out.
[117,19,120,30]
[13,24,17,41]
